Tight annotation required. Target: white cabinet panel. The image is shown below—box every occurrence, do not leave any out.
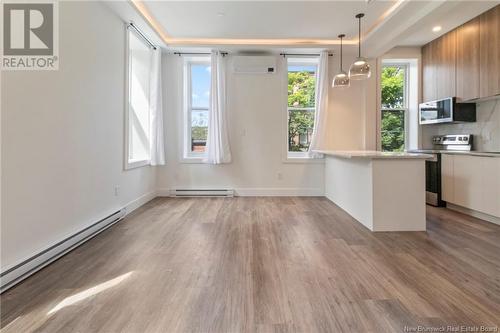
[441,154,454,202]
[453,155,483,212]
[482,157,500,217]
[443,154,500,218]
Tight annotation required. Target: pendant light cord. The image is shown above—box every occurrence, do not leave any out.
[340,36,343,71]
[355,13,364,58]
[338,34,345,72]
[358,16,361,58]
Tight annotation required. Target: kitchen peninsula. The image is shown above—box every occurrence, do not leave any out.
[316,150,432,232]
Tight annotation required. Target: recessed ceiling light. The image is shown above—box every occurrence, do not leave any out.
[432,26,442,32]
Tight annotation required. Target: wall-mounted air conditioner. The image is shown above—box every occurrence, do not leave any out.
[232,56,276,74]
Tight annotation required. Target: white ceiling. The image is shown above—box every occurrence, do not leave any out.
[143,0,397,40]
[107,1,499,57]
[396,1,499,46]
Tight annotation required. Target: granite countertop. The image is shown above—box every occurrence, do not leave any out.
[314,150,433,159]
[409,150,500,158]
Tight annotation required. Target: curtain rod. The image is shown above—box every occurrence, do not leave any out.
[280,53,333,57]
[173,52,228,57]
[128,23,157,50]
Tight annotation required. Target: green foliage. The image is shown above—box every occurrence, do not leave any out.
[288,71,316,107]
[191,126,207,141]
[381,66,404,109]
[381,66,405,151]
[381,111,405,152]
[288,110,314,151]
[287,70,316,152]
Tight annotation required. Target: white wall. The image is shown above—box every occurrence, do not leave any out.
[156,52,374,195]
[1,1,156,271]
[326,54,377,151]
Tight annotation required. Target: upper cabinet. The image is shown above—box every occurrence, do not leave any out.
[422,5,500,103]
[480,5,500,98]
[436,30,457,100]
[422,42,437,102]
[422,31,456,102]
[456,17,480,101]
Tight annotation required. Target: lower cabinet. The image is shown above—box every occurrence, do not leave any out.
[441,154,500,217]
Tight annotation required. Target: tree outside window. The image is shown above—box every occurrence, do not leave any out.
[287,64,317,154]
[381,65,407,152]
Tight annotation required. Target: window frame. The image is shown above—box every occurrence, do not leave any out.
[182,56,211,162]
[380,62,409,152]
[124,27,153,170]
[283,57,323,162]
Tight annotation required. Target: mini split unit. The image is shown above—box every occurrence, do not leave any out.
[232,56,277,74]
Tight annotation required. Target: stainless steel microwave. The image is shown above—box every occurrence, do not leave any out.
[419,97,476,125]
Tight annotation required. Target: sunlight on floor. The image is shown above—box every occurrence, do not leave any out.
[47,272,133,315]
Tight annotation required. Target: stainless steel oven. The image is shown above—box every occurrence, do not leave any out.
[425,153,442,206]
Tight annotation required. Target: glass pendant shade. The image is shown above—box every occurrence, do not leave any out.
[349,13,371,80]
[333,71,350,87]
[349,57,371,80]
[332,34,350,88]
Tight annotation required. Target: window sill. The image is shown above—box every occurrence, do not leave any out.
[180,157,206,164]
[283,157,325,164]
[125,159,151,170]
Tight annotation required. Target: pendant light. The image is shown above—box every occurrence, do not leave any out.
[333,34,350,88]
[349,13,371,80]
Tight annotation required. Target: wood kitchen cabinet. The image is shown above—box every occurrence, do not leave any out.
[436,31,456,100]
[422,31,456,102]
[441,154,500,218]
[480,5,500,98]
[422,5,500,102]
[422,42,437,102]
[456,17,480,101]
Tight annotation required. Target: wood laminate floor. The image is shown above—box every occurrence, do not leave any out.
[1,197,500,333]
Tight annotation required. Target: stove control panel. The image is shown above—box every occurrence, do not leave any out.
[432,134,472,150]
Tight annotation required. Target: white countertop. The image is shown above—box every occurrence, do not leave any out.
[438,151,499,158]
[315,150,433,159]
[409,149,500,158]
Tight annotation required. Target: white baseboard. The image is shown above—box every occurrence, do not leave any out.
[0,209,125,293]
[1,187,322,292]
[235,187,324,196]
[447,203,500,226]
[0,190,157,293]
[124,191,157,214]
[156,187,324,197]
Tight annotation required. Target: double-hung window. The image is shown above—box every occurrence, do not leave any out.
[183,57,211,159]
[286,58,318,159]
[126,28,153,169]
[380,63,408,152]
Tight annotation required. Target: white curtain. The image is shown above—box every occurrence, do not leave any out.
[149,47,165,166]
[204,51,232,164]
[308,50,329,158]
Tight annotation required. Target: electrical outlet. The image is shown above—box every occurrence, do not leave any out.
[277,172,283,180]
[114,186,120,197]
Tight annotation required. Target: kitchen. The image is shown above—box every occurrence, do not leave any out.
[320,4,499,231]
[413,5,500,225]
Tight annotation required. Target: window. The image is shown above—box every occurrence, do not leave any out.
[184,57,210,159]
[381,64,408,152]
[126,28,153,169]
[287,58,318,158]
